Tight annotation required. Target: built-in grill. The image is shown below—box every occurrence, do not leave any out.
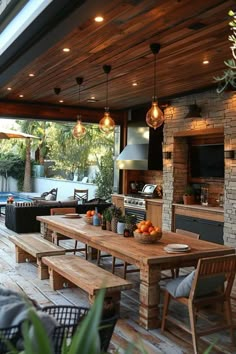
[124,184,162,222]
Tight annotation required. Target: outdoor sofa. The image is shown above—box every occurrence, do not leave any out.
[5,198,111,233]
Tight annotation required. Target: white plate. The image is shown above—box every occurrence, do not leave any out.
[63,213,80,218]
[166,243,189,250]
[164,246,191,253]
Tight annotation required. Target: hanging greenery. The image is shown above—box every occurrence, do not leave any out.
[215,10,236,93]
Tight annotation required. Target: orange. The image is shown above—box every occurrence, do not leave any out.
[148,226,154,233]
[90,210,95,216]
[140,224,149,233]
[145,220,152,227]
[86,210,91,217]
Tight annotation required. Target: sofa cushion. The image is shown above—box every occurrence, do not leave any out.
[34,200,60,207]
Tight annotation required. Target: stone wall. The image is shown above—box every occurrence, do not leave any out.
[162,89,236,247]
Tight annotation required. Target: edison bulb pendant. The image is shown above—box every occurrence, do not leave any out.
[73,119,86,139]
[146,100,164,129]
[99,110,115,133]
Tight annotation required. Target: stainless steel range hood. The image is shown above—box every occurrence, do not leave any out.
[116,143,148,170]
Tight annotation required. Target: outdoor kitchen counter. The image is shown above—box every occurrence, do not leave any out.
[145,198,163,203]
[173,203,224,223]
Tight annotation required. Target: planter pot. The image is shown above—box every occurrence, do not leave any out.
[117,222,125,235]
[111,217,118,233]
[183,195,195,205]
[106,221,112,231]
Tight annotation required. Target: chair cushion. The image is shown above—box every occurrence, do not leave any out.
[166,271,225,298]
[166,272,195,298]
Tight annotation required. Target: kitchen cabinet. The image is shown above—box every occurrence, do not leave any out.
[111,194,124,213]
[146,200,162,227]
[173,204,224,244]
[175,215,223,244]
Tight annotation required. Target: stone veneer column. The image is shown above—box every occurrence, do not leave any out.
[224,94,236,247]
[162,89,236,247]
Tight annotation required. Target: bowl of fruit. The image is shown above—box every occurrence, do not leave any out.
[84,210,95,224]
[133,220,162,244]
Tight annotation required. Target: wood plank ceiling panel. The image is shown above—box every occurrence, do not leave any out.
[0,0,234,119]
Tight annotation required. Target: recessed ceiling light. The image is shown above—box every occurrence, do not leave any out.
[203,60,209,65]
[29,73,35,77]
[132,82,138,86]
[63,48,70,52]
[59,100,64,103]
[95,16,104,22]
[7,87,12,90]
[19,94,24,98]
[91,96,95,99]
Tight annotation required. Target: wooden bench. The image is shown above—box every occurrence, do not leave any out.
[42,255,133,313]
[9,234,66,280]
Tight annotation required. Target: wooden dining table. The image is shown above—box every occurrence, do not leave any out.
[37,214,235,330]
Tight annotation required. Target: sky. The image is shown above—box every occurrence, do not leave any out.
[0,119,19,129]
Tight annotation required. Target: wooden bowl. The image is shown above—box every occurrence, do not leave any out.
[84,216,93,225]
[133,231,162,244]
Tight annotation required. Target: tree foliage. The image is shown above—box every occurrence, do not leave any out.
[1,120,115,196]
[0,153,25,189]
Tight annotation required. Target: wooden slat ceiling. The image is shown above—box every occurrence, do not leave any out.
[0,0,234,118]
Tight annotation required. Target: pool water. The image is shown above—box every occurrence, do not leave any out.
[0,193,32,204]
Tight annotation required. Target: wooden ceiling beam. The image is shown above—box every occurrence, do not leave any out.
[0,101,126,125]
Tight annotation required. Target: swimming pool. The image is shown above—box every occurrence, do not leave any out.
[0,192,32,204]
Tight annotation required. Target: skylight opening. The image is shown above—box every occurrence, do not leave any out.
[0,0,53,55]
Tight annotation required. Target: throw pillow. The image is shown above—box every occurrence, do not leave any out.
[45,193,55,201]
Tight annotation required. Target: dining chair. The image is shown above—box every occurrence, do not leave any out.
[161,254,236,354]
[73,189,88,203]
[50,207,87,258]
[111,257,139,280]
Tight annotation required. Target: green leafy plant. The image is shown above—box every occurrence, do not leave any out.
[109,204,122,218]
[184,184,194,196]
[118,215,126,223]
[214,9,236,93]
[102,207,112,222]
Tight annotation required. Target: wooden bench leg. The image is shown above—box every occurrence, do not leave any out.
[48,268,76,290]
[89,291,121,315]
[15,245,35,263]
[37,259,49,280]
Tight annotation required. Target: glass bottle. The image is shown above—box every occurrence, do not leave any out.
[101,215,106,230]
[93,207,101,226]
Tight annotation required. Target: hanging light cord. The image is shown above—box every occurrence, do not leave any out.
[153,52,157,98]
[105,72,109,108]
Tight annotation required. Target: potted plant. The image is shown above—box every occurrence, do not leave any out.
[125,214,137,236]
[117,215,126,235]
[102,208,112,230]
[183,184,195,205]
[109,205,122,233]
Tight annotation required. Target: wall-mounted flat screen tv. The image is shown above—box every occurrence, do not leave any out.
[190,144,224,178]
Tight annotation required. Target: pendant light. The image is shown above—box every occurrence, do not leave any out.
[99,64,115,133]
[73,77,86,139]
[146,43,164,130]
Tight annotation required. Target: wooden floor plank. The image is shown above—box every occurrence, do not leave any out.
[0,218,235,354]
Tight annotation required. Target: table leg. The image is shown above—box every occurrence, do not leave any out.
[40,222,52,241]
[139,264,161,329]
